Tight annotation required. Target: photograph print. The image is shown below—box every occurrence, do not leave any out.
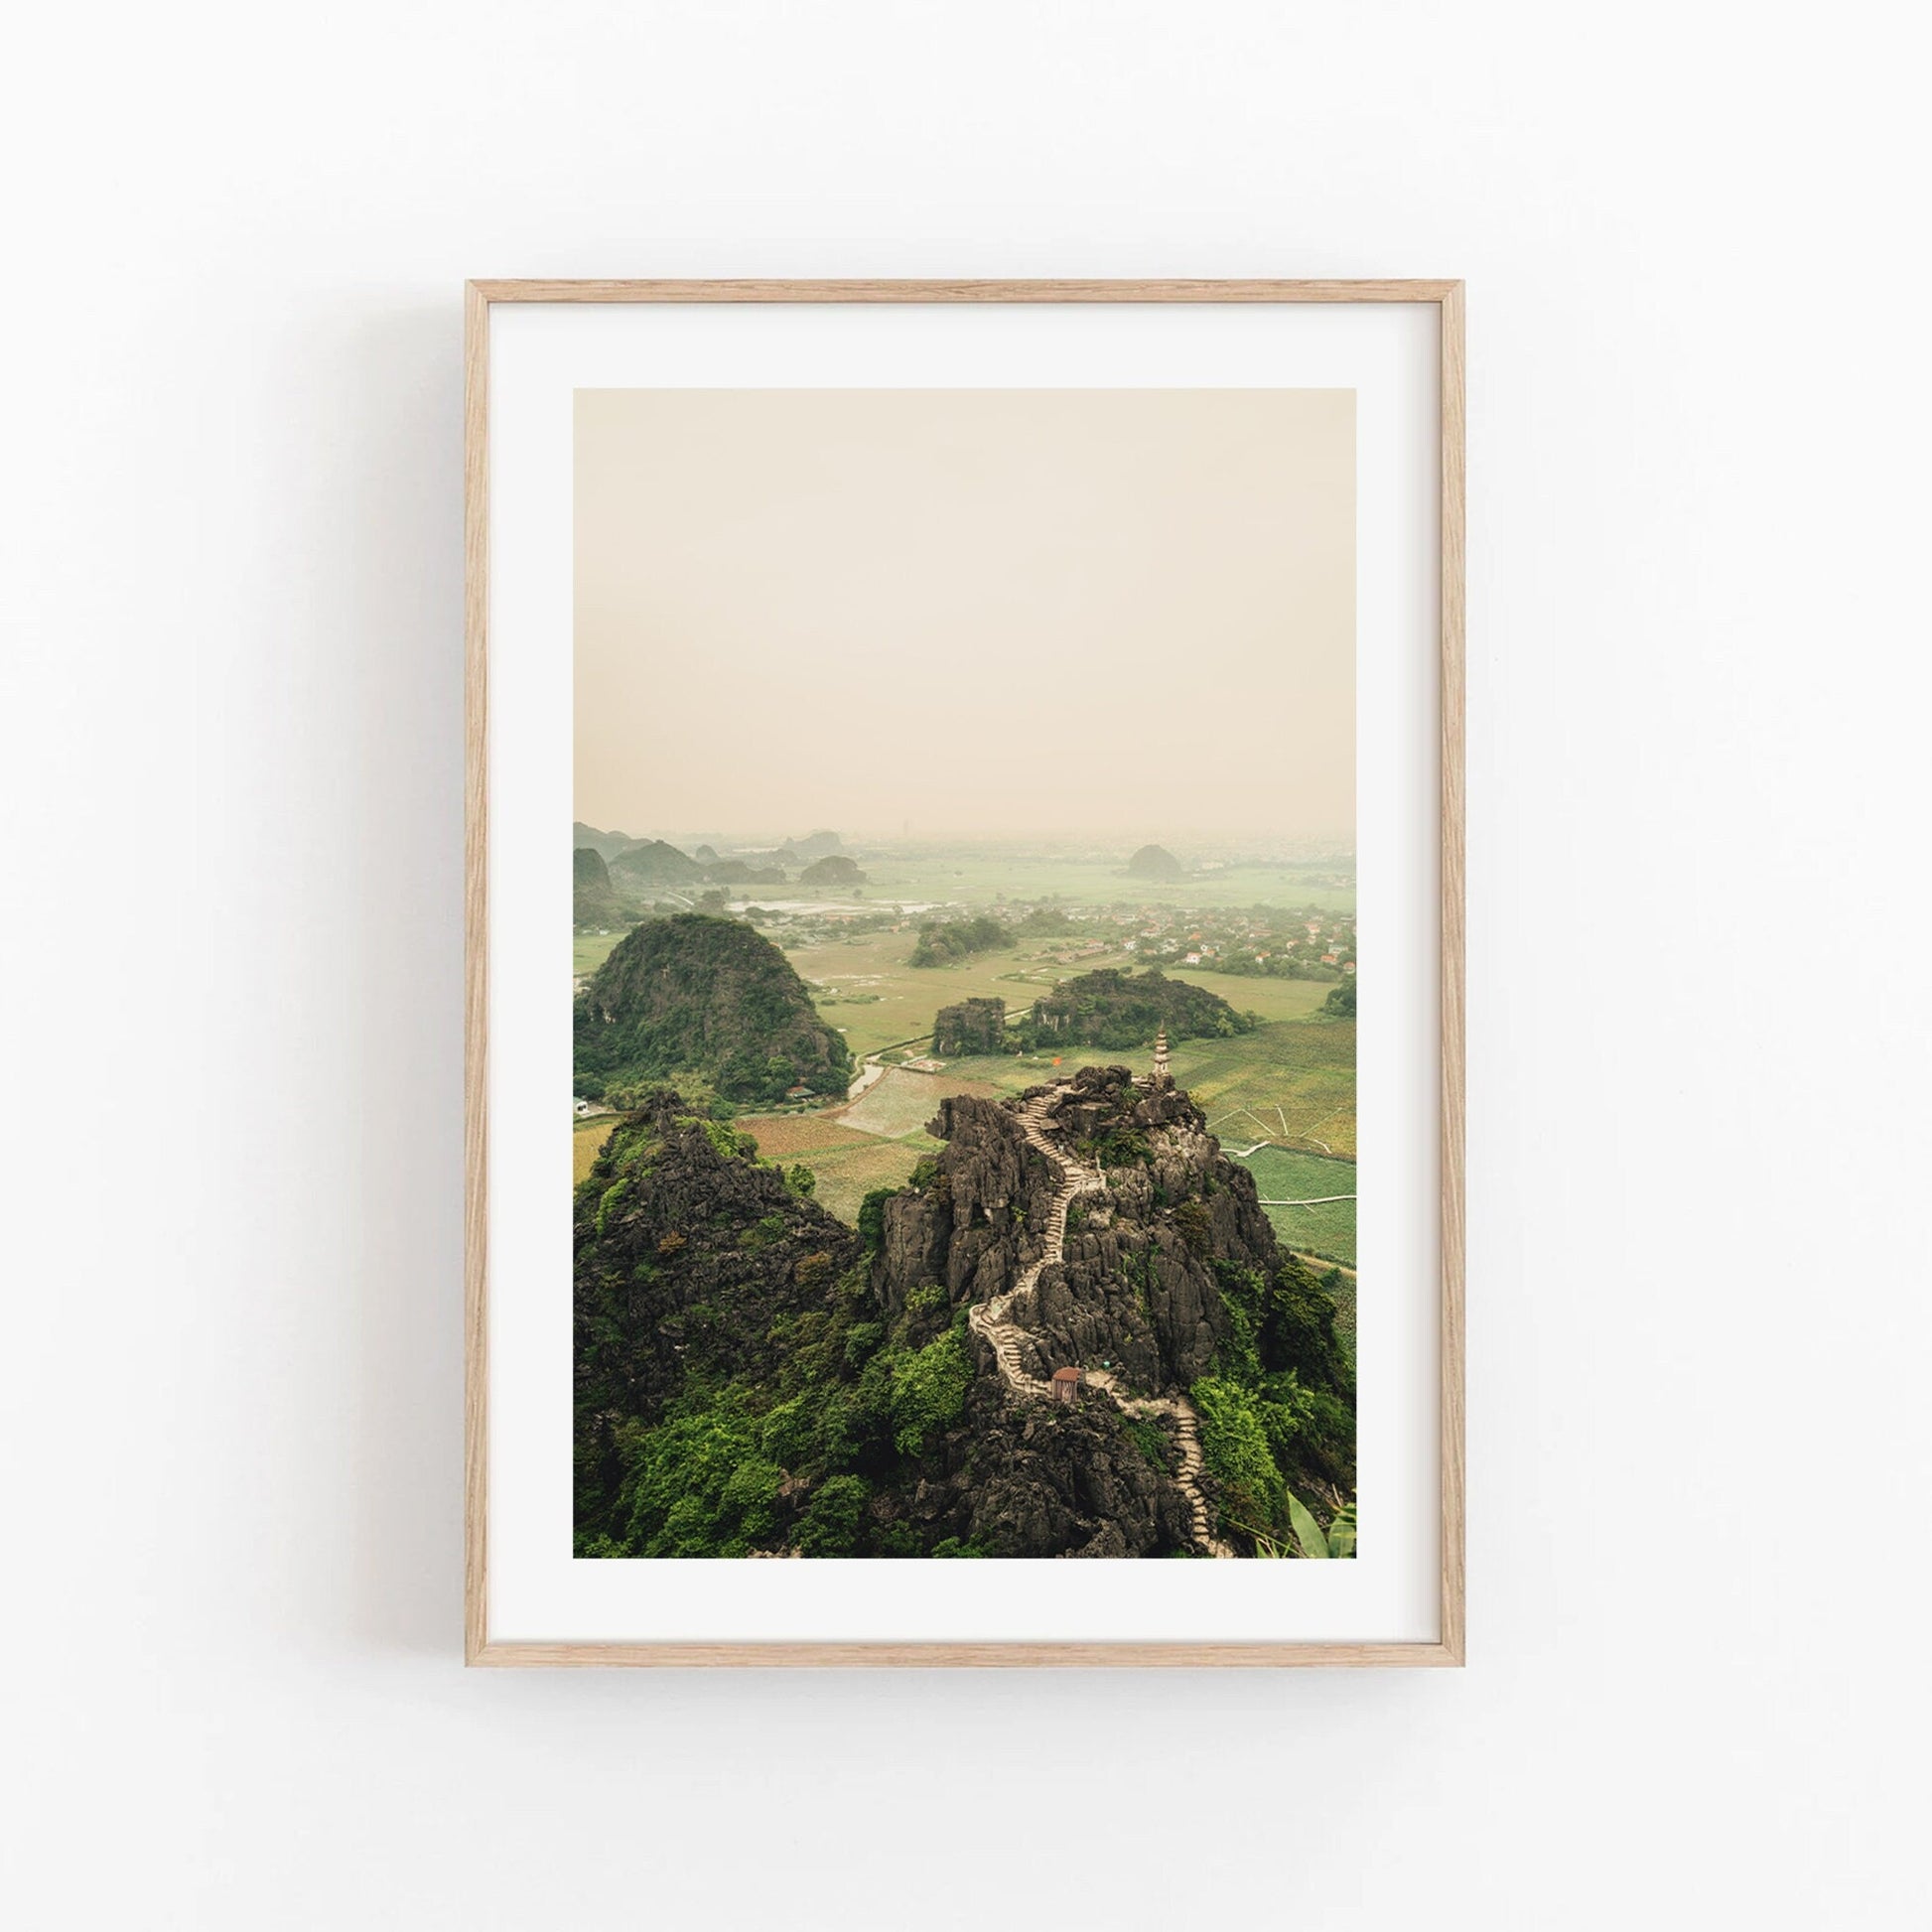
[571,387,1359,1562]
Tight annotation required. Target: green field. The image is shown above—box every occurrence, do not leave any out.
[786,920,1337,1061]
[574,1112,621,1183]
[788,1138,928,1224]
[1175,972,1334,1024]
[574,929,632,977]
[580,1016,1358,1266]
[1228,1145,1358,1265]
[839,1066,998,1137]
[921,1025,1363,1164]
[785,926,1055,1055]
[1170,1019,1357,1160]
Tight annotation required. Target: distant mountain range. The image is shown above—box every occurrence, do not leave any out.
[572,826,849,923]
[564,826,854,923]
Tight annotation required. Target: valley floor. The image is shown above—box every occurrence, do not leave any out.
[574,905,1357,1262]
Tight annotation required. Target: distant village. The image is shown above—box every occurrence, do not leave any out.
[1040,903,1356,981]
[582,897,1356,982]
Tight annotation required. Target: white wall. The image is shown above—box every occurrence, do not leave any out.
[4,4,1927,1926]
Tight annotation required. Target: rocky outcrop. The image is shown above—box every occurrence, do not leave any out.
[574,912,853,1105]
[1126,843,1184,881]
[1021,967,1254,1053]
[907,1386,1197,1558]
[573,1094,863,1537]
[875,1067,1265,1388]
[932,996,1007,1056]
[864,1065,1297,1555]
[573,845,632,926]
[798,854,868,889]
[573,1065,1352,1560]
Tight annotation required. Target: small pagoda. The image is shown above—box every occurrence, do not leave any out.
[1150,1026,1172,1089]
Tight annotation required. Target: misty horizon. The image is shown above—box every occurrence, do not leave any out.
[577,822,1354,857]
[576,388,1355,841]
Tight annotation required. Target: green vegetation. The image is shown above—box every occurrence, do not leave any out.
[575,927,636,976]
[568,832,1357,1559]
[1021,968,1254,1052]
[840,1068,995,1137]
[1229,1146,1357,1265]
[1237,1493,1358,1559]
[574,1112,621,1184]
[1012,906,1075,936]
[574,1050,1356,1559]
[608,1388,783,1557]
[575,913,853,1106]
[932,996,1009,1056]
[1288,1490,1356,1558]
[1191,1378,1285,1532]
[1177,1019,1357,1159]
[573,846,634,928]
[1191,1249,1356,1550]
[1122,1414,1174,1472]
[909,913,1010,968]
[575,1098,992,1559]
[779,1138,927,1226]
[888,1331,973,1452]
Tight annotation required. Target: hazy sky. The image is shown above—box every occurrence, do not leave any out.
[576,388,1353,841]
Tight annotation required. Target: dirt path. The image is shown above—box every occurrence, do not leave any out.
[967,1085,1235,1558]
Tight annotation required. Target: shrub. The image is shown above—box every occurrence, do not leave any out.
[1191,1376,1284,1538]
[889,1332,973,1454]
[856,1186,897,1253]
[616,1390,787,1557]
[843,1320,885,1368]
[794,1475,870,1556]
[1173,1199,1213,1257]
[1122,1416,1173,1471]
[594,1179,628,1236]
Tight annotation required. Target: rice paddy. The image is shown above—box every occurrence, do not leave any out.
[1226,1145,1358,1266]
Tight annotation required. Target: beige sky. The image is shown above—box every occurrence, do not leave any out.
[576,388,1353,841]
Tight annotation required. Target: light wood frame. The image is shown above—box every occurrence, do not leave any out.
[465,279,1465,1667]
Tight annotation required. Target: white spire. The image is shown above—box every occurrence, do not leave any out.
[1151,1026,1172,1087]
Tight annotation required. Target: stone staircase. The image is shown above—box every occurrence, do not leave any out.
[967,1085,1234,1559]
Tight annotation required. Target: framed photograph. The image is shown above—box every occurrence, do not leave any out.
[465,279,1463,1665]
